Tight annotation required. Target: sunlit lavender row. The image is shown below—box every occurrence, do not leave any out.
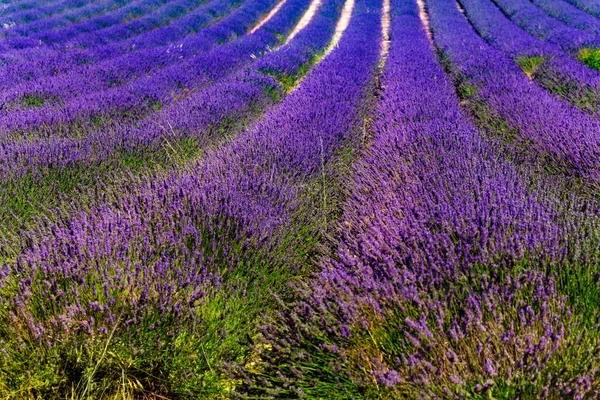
[2,0,600,398]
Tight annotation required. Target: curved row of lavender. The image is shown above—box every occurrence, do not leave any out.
[31,0,203,47]
[564,0,600,18]
[1,0,160,50]
[0,0,97,29]
[0,0,385,396]
[0,0,64,19]
[242,0,600,397]
[420,0,600,187]
[23,0,211,49]
[0,0,242,90]
[491,0,600,51]
[455,0,600,115]
[530,0,600,35]
[0,0,174,49]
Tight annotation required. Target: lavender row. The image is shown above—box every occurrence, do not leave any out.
[530,0,600,36]
[4,0,146,37]
[0,0,139,63]
[424,0,600,185]
[0,0,337,175]
[1,0,172,50]
[29,0,202,48]
[491,0,600,51]
[0,0,300,143]
[458,0,600,114]
[248,0,599,396]
[0,0,61,18]
[56,0,205,49]
[0,0,91,28]
[0,0,240,91]
[0,0,381,392]
[564,0,600,18]
[0,0,186,77]
[0,0,133,32]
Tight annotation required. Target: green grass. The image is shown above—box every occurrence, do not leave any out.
[578,47,600,70]
[20,95,47,108]
[275,32,286,45]
[551,248,600,327]
[259,50,327,93]
[515,55,547,77]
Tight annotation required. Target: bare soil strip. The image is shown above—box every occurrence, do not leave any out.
[249,0,289,34]
[286,0,322,41]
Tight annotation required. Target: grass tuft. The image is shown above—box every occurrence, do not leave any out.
[20,95,46,108]
[515,55,547,78]
[578,47,600,70]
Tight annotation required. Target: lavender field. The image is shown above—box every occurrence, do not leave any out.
[4,0,600,398]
